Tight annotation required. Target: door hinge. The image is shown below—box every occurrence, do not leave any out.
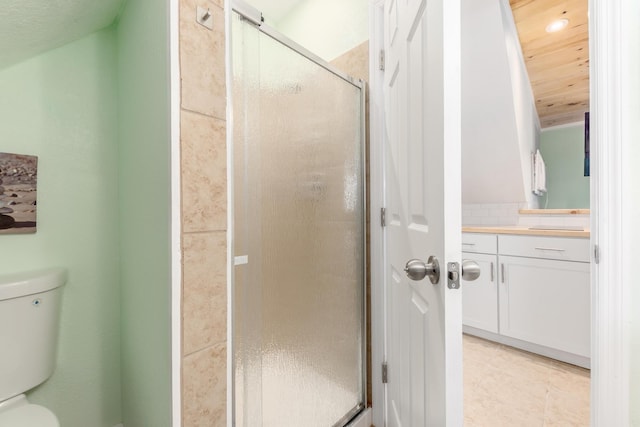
[382,362,388,383]
[381,207,386,227]
[379,49,385,71]
[594,244,600,264]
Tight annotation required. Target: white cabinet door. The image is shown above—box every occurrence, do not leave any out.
[499,255,591,358]
[462,252,498,333]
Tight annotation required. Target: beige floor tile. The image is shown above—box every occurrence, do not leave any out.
[463,334,590,426]
[466,366,547,426]
[543,388,590,426]
[464,334,502,364]
[548,361,591,403]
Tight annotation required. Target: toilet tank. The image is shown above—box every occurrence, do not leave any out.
[0,269,67,402]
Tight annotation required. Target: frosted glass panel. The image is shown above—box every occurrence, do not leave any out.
[232,13,365,427]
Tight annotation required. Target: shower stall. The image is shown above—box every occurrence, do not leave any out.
[230,2,366,426]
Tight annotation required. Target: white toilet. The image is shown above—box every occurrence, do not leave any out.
[0,268,66,427]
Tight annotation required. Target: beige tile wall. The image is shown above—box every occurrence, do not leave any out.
[331,41,370,83]
[179,0,227,425]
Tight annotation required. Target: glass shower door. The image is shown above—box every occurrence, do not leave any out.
[231,10,365,427]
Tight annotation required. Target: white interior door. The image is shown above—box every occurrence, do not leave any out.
[382,0,462,425]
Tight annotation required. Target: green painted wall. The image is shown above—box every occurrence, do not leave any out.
[539,124,590,209]
[0,29,122,426]
[115,0,172,424]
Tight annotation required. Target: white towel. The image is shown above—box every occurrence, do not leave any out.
[533,149,547,195]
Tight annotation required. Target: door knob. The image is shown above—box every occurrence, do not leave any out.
[461,259,481,281]
[404,256,440,284]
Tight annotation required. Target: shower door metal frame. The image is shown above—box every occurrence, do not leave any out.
[227,1,368,425]
[231,0,365,90]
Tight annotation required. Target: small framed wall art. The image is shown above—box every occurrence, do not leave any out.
[0,152,37,234]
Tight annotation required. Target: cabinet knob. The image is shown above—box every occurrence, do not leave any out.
[461,259,481,281]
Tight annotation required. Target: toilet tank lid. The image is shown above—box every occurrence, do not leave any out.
[0,268,67,301]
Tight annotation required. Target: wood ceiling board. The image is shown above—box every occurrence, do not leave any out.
[535,98,589,111]
[533,92,588,115]
[510,0,588,30]
[533,79,589,97]
[536,94,588,105]
[535,90,589,105]
[525,28,589,59]
[530,60,589,77]
[541,111,587,128]
[536,96,589,105]
[520,38,588,60]
[535,92,589,105]
[535,99,589,117]
[509,0,589,129]
[533,85,589,107]
[532,80,590,94]
[538,101,588,120]
[522,57,588,79]
[537,86,589,97]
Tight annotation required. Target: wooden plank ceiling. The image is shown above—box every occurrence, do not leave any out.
[509,0,589,128]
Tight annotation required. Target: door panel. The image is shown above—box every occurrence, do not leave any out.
[410,292,429,423]
[407,14,429,229]
[382,0,462,425]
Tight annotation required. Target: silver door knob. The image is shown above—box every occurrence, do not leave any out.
[461,259,481,281]
[404,256,440,284]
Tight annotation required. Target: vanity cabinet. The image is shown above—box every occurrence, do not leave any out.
[461,235,498,333]
[462,232,591,367]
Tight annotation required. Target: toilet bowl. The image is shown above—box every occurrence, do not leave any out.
[0,395,59,427]
[0,269,66,426]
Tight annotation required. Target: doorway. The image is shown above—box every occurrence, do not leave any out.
[366,0,627,425]
[460,0,592,423]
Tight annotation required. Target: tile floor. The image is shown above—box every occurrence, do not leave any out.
[463,334,590,426]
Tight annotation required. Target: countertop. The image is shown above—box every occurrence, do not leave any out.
[518,209,590,215]
[462,225,590,238]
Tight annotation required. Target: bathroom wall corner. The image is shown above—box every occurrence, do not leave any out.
[116,0,172,424]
